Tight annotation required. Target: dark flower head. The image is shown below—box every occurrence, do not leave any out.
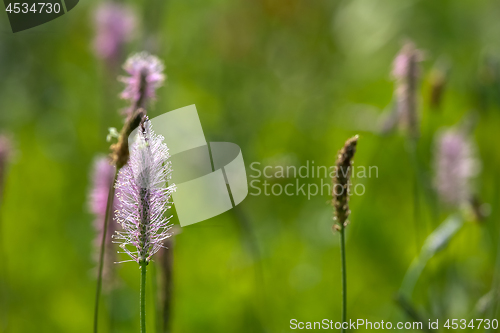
[332,135,358,229]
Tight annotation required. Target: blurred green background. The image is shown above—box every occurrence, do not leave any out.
[1,0,500,332]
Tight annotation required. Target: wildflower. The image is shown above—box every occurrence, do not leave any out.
[120,52,165,113]
[331,135,358,332]
[434,128,479,207]
[0,135,11,202]
[93,2,136,61]
[0,135,11,176]
[392,41,423,138]
[89,156,118,275]
[332,135,358,230]
[90,156,116,218]
[114,117,175,264]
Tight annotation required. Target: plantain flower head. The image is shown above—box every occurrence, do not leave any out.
[0,134,12,201]
[332,135,358,230]
[0,135,11,174]
[120,52,165,113]
[391,41,423,138]
[89,156,119,279]
[90,156,116,218]
[93,2,136,61]
[114,117,175,264]
[434,128,480,207]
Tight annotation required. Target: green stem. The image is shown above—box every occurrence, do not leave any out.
[93,170,118,333]
[160,239,174,333]
[413,176,421,254]
[0,181,10,333]
[140,261,147,333]
[340,225,347,331]
[406,138,438,227]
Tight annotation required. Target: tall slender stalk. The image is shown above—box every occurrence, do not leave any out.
[93,110,144,333]
[339,224,347,329]
[113,118,175,333]
[0,145,9,333]
[93,170,118,333]
[332,135,358,332]
[158,237,175,333]
[140,261,147,333]
[412,176,421,253]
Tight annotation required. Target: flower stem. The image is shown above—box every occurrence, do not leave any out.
[93,169,118,333]
[159,239,174,333]
[340,224,347,332]
[140,261,147,333]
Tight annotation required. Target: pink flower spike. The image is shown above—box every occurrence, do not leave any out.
[89,156,116,218]
[434,128,480,207]
[120,52,165,113]
[89,156,119,276]
[114,117,175,264]
[93,2,136,61]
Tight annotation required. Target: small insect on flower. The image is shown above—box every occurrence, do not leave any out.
[114,117,175,264]
[120,52,166,114]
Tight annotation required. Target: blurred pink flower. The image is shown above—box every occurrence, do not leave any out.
[120,52,165,113]
[391,41,423,138]
[434,129,480,207]
[89,156,116,218]
[0,134,12,202]
[93,2,136,61]
[89,156,118,276]
[0,135,11,171]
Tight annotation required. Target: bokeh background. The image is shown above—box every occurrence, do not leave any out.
[1,0,500,332]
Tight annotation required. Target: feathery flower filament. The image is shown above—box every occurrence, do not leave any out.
[114,118,175,264]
